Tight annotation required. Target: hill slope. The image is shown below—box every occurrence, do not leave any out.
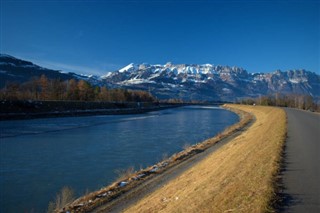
[1,54,319,101]
[0,54,100,88]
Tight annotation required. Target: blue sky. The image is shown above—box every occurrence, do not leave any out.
[1,0,319,75]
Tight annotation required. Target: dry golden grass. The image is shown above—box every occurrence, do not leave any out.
[123,105,286,213]
[61,105,252,213]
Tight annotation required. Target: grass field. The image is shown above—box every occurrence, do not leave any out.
[123,105,287,213]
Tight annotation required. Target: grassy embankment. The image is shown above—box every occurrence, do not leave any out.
[61,105,253,212]
[123,105,286,213]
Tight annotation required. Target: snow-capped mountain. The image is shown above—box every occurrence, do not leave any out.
[102,63,320,101]
[1,54,319,101]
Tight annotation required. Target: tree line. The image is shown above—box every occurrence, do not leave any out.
[239,93,320,112]
[0,75,156,102]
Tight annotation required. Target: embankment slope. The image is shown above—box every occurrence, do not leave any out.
[123,105,286,213]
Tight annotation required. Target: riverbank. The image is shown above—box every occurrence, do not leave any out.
[122,105,286,213]
[0,100,183,120]
[59,105,254,212]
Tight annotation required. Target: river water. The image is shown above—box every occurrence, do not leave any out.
[0,106,238,212]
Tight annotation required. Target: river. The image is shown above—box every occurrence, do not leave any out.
[0,106,238,212]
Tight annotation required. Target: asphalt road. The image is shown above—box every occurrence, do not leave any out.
[282,108,320,212]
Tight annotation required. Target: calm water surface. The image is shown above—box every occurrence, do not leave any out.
[0,106,238,212]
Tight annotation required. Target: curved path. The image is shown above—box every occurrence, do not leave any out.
[282,108,320,212]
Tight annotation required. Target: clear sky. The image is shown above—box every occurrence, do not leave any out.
[1,0,319,75]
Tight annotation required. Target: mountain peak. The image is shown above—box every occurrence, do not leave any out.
[2,55,318,102]
[118,63,136,73]
[0,53,36,67]
[0,54,16,59]
[103,62,319,101]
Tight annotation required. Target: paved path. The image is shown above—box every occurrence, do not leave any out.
[282,108,320,212]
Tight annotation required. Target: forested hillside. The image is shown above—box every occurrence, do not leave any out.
[0,74,155,103]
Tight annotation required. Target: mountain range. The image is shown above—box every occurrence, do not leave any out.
[1,54,319,101]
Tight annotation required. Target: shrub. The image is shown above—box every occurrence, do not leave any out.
[114,166,135,181]
[47,186,74,213]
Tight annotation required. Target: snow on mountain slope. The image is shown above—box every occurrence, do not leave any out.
[119,63,137,73]
[102,63,320,101]
[1,54,319,101]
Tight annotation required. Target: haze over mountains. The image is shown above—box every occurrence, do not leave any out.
[1,54,319,101]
